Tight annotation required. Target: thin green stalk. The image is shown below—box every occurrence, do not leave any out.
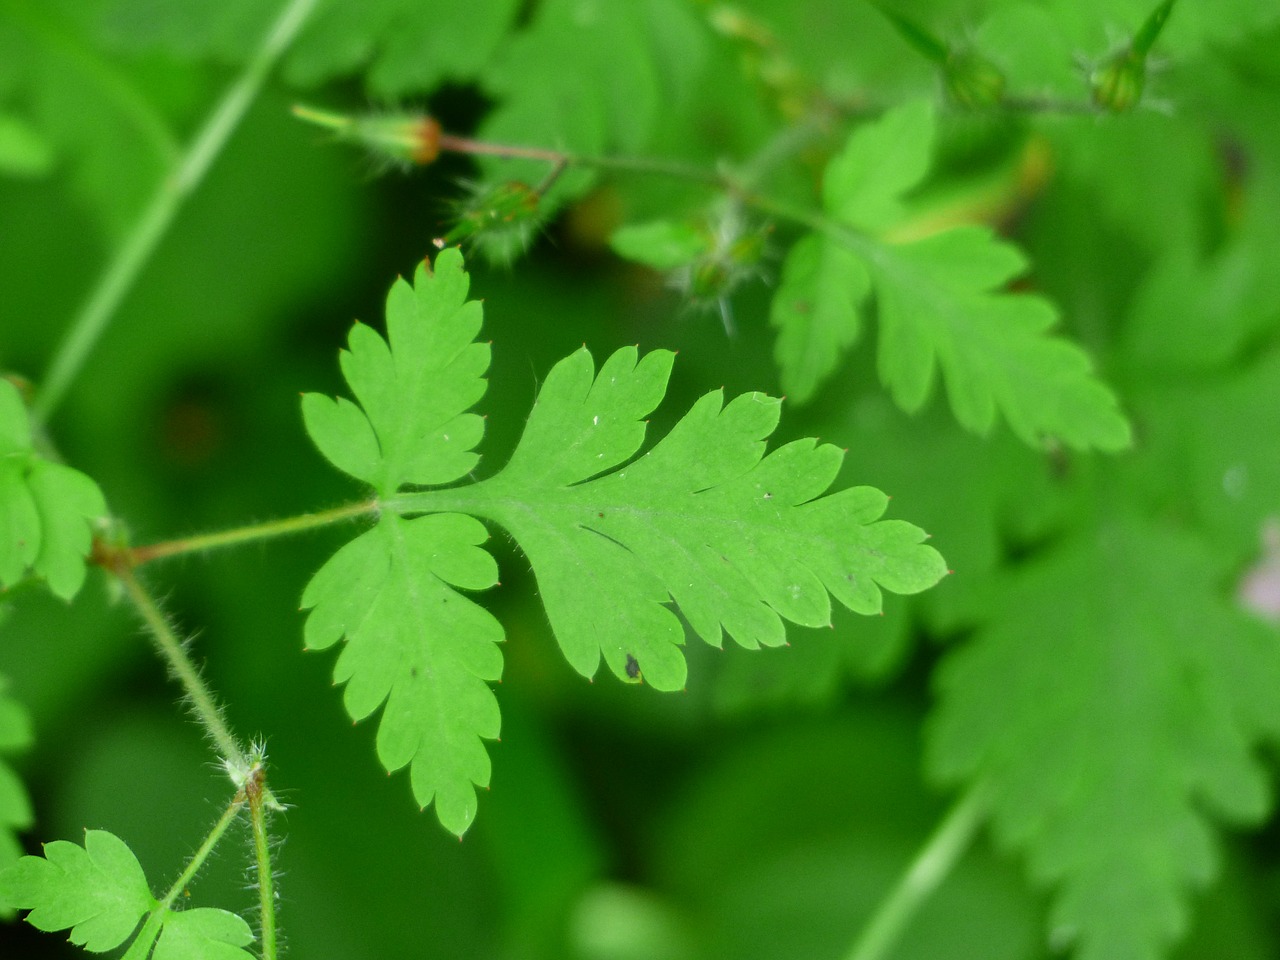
[247,767,278,960]
[116,564,247,773]
[128,499,378,565]
[161,797,246,908]
[436,132,729,187]
[843,784,991,960]
[124,797,247,960]
[34,0,320,423]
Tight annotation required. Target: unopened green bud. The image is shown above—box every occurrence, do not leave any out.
[445,182,543,265]
[1090,0,1176,113]
[292,104,441,166]
[1091,49,1145,113]
[688,260,732,301]
[945,49,1007,109]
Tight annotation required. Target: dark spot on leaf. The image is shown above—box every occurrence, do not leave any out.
[625,654,641,680]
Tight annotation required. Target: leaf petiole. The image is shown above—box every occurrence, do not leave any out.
[843,783,991,960]
[122,796,247,960]
[122,499,378,566]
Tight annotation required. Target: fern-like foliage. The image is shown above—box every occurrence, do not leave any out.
[770,100,1131,451]
[0,380,106,600]
[0,829,253,960]
[302,248,948,834]
[927,518,1280,960]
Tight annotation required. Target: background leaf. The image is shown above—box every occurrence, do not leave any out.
[0,380,106,600]
[927,519,1280,960]
[770,100,1132,450]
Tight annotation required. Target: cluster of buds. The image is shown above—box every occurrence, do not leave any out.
[874,0,1176,114]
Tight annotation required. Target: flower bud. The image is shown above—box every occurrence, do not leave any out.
[944,49,1007,109]
[445,182,543,265]
[291,105,441,167]
[1090,49,1145,113]
[1090,0,1176,113]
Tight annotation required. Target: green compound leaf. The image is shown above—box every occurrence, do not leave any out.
[822,99,935,233]
[449,346,948,692]
[304,249,946,831]
[0,828,255,960]
[770,100,1131,450]
[873,226,1131,450]
[771,235,871,404]
[302,247,501,836]
[301,513,502,837]
[0,829,153,951]
[0,380,107,600]
[927,519,1280,960]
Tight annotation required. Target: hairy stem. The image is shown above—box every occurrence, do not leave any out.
[246,765,278,960]
[843,783,991,960]
[127,499,378,566]
[34,0,320,423]
[115,564,248,773]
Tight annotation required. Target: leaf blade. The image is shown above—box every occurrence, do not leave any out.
[0,829,154,952]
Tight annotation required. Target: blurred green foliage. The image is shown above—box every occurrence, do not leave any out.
[2,1,1280,959]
